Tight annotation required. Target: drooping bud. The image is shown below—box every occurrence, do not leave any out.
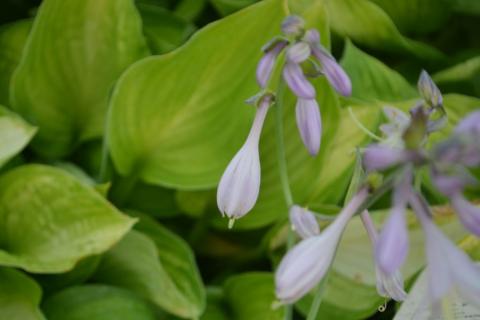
[283,61,316,99]
[289,205,320,239]
[281,15,305,38]
[256,39,288,88]
[376,172,411,276]
[310,45,351,96]
[360,211,407,301]
[217,94,274,225]
[275,189,368,303]
[295,98,322,155]
[418,70,443,108]
[286,42,311,64]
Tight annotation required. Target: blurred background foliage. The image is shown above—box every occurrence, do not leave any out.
[0,0,478,319]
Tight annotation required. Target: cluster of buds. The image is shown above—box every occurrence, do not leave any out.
[217,15,351,227]
[275,71,480,312]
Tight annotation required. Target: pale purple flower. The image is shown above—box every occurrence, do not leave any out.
[410,193,480,308]
[360,211,407,301]
[295,98,322,155]
[455,110,480,135]
[418,70,443,107]
[450,193,480,237]
[281,15,305,37]
[289,205,320,239]
[217,94,273,225]
[275,189,368,303]
[363,144,408,172]
[256,39,288,88]
[375,171,411,276]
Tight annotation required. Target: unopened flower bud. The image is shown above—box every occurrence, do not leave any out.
[418,70,443,107]
[281,15,305,38]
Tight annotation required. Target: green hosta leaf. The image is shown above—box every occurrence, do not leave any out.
[324,0,445,60]
[11,0,149,159]
[174,0,207,21]
[107,0,286,189]
[224,272,284,320]
[0,19,31,106]
[0,267,45,320]
[0,164,135,273]
[0,105,36,168]
[433,56,480,96]
[453,0,480,15]
[369,0,452,35]
[138,3,196,54]
[94,214,205,319]
[125,182,179,218]
[296,208,469,319]
[35,256,101,294]
[42,285,158,320]
[340,41,417,102]
[210,0,257,16]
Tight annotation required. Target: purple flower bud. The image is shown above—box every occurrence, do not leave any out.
[295,98,322,156]
[455,110,480,136]
[217,95,273,224]
[450,193,480,237]
[281,15,305,37]
[275,189,368,303]
[376,175,411,276]
[362,145,407,172]
[256,40,288,88]
[289,205,320,239]
[304,29,320,44]
[360,211,407,301]
[310,45,351,96]
[418,70,443,107]
[286,42,311,64]
[283,61,316,99]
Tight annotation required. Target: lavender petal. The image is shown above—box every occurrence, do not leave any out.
[283,61,316,99]
[295,98,322,155]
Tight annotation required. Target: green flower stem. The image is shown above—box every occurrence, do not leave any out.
[275,79,294,208]
[274,78,295,320]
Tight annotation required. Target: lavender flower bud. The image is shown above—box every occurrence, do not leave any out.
[450,193,480,237]
[281,15,305,37]
[283,61,316,99]
[431,172,466,197]
[376,175,411,276]
[286,42,311,64]
[310,45,351,96]
[295,98,322,155]
[418,70,443,107]
[217,94,273,225]
[275,189,368,303]
[289,205,320,239]
[363,145,407,172]
[360,211,407,301]
[304,29,320,44]
[256,39,288,88]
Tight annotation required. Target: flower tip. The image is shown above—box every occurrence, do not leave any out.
[417,69,442,107]
[281,15,305,37]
